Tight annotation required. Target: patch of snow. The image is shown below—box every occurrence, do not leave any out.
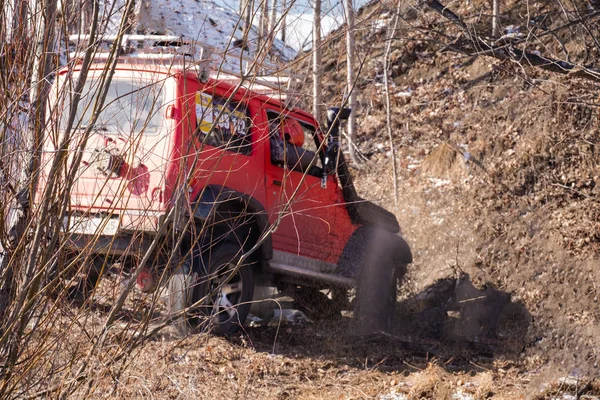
[379,393,408,400]
[100,0,297,70]
[372,17,389,31]
[504,25,520,35]
[558,372,585,386]
[429,178,452,187]
[452,390,475,400]
[499,31,525,40]
[246,313,263,327]
[272,309,310,325]
[395,89,413,97]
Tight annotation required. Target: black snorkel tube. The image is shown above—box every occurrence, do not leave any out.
[322,107,351,183]
[322,107,400,232]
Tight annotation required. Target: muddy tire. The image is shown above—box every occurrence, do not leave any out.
[354,231,409,334]
[355,263,406,334]
[47,252,103,303]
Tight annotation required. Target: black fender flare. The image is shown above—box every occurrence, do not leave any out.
[336,225,412,279]
[190,184,273,261]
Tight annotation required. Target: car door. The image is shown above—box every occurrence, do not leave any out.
[185,82,266,210]
[264,109,341,263]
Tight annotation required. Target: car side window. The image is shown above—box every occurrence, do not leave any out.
[267,111,322,177]
[195,92,252,155]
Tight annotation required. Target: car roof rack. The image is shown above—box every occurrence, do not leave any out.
[68,34,297,101]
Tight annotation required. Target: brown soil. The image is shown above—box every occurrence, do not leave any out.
[296,0,600,396]
[16,0,600,398]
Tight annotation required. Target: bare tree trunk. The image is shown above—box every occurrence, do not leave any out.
[383,0,402,211]
[270,0,278,35]
[344,0,360,165]
[281,0,286,42]
[492,0,500,36]
[11,0,29,42]
[244,0,253,33]
[28,0,57,201]
[0,0,57,372]
[312,0,322,123]
[260,0,270,49]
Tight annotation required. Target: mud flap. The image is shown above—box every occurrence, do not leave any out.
[336,226,412,280]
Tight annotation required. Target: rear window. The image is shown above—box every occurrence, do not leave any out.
[61,77,165,136]
[195,92,251,155]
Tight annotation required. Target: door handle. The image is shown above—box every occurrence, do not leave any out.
[272,180,282,186]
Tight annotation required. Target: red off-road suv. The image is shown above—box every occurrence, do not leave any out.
[39,36,412,335]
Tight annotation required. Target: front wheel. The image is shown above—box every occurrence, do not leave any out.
[355,262,404,334]
[47,251,104,303]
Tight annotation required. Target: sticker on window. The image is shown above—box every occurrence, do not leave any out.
[196,93,251,154]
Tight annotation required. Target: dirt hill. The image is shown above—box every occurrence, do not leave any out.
[292,0,600,393]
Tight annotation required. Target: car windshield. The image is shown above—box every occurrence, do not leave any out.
[62,77,165,136]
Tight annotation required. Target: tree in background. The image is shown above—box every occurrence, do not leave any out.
[343,0,359,165]
[281,0,287,41]
[312,0,322,122]
[270,0,278,38]
[260,0,270,50]
[0,0,344,395]
[492,0,500,36]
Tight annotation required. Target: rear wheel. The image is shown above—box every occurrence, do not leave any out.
[200,242,254,335]
[167,241,254,336]
[47,251,104,303]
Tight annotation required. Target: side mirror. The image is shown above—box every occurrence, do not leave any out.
[326,107,351,135]
[322,107,351,175]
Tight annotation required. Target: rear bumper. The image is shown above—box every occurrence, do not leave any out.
[61,209,168,255]
[65,233,155,255]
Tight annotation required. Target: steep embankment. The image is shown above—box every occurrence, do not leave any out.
[306,0,600,381]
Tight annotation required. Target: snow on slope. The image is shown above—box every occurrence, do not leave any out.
[101,0,296,67]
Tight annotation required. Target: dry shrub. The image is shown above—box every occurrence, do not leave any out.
[420,143,468,182]
[407,363,452,400]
